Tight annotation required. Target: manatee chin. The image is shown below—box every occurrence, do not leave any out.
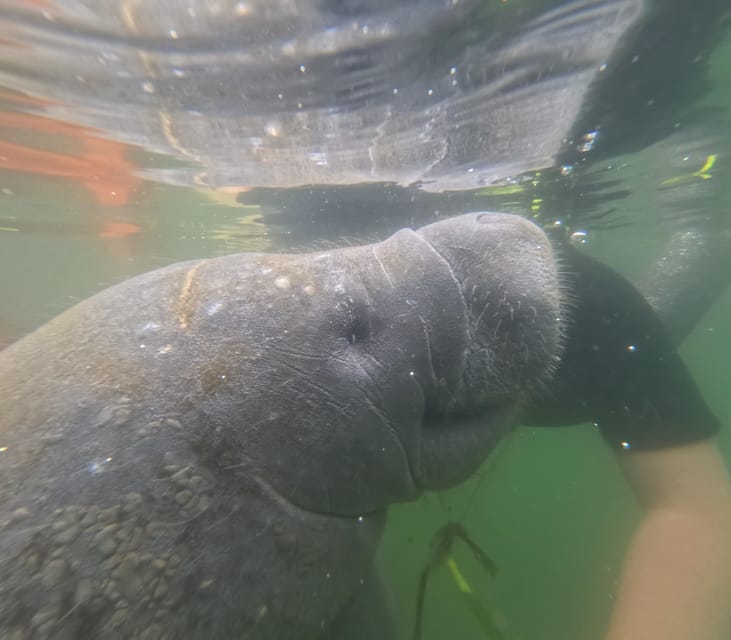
[417,401,519,491]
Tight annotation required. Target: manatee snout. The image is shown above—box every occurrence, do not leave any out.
[411,212,564,489]
[418,212,563,406]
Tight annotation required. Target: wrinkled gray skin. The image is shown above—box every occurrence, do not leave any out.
[0,213,561,639]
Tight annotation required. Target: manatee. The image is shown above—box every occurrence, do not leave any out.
[0,212,561,639]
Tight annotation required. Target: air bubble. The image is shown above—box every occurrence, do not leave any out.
[569,230,588,245]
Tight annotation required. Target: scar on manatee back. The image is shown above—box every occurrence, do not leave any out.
[175,261,207,332]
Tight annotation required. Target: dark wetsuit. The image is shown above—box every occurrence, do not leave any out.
[525,244,720,450]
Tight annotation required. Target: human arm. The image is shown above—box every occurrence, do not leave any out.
[523,241,730,639]
[605,439,731,640]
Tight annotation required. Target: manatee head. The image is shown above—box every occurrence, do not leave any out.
[198,211,564,515]
[13,212,562,521]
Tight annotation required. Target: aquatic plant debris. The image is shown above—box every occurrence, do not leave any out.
[659,153,718,188]
[412,521,506,640]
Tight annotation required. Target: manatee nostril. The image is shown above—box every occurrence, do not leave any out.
[338,298,372,345]
[346,315,370,344]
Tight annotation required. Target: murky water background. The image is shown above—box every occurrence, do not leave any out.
[1,1,730,638]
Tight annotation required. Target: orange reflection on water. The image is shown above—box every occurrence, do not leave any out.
[0,108,143,212]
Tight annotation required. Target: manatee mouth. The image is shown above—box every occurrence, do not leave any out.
[416,398,519,490]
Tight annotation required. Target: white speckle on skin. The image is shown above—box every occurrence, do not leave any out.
[87,456,113,475]
[274,276,291,290]
[303,285,315,295]
[206,302,223,316]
